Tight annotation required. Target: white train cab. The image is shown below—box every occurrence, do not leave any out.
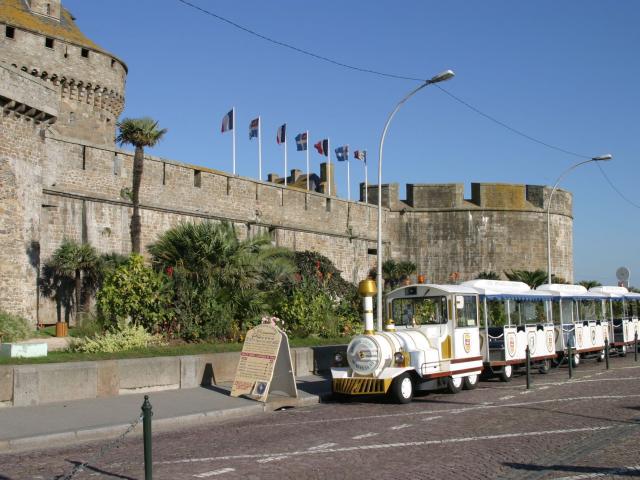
[537,284,608,365]
[331,284,483,403]
[462,279,556,381]
[590,286,639,355]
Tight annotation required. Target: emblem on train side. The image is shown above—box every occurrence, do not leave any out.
[528,333,536,354]
[576,329,583,348]
[463,333,471,353]
[590,327,596,344]
[507,333,516,357]
[546,331,554,352]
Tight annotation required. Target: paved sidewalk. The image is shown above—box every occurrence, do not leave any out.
[0,375,332,453]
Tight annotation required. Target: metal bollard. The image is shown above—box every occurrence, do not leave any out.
[525,345,531,389]
[635,332,638,362]
[567,345,573,379]
[142,395,153,480]
[604,338,610,370]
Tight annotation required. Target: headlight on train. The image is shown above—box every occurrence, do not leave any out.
[394,352,405,367]
[333,352,345,367]
[347,336,381,375]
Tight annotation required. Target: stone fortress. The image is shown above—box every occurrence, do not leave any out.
[0,0,574,326]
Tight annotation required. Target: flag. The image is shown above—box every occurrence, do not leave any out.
[295,132,308,151]
[354,150,367,164]
[335,145,349,162]
[221,109,233,133]
[249,118,259,139]
[314,139,328,156]
[276,124,286,144]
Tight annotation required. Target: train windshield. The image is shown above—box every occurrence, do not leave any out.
[578,299,604,321]
[391,296,448,326]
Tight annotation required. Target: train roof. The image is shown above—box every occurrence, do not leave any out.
[537,284,606,299]
[385,284,479,300]
[462,279,552,301]
[589,286,628,298]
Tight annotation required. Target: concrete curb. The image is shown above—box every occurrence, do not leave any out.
[0,392,324,454]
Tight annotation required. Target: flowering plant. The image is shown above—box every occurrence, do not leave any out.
[261,315,288,332]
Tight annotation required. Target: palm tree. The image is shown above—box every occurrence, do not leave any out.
[504,269,548,289]
[477,271,500,280]
[116,117,167,254]
[41,240,100,321]
[578,280,602,290]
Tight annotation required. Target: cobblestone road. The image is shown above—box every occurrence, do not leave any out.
[1,356,639,479]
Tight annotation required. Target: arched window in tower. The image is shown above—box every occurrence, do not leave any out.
[46,3,51,15]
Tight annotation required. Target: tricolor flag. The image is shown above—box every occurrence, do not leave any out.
[314,139,329,156]
[249,118,259,139]
[335,145,349,162]
[276,124,286,144]
[295,132,308,151]
[354,150,367,164]
[221,109,234,133]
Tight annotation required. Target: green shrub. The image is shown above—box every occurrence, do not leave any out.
[97,255,173,332]
[0,311,32,343]
[68,324,165,353]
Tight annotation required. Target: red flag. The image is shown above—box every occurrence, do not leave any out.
[314,139,328,156]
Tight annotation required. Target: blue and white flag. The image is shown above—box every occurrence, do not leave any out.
[276,124,286,145]
[249,118,259,139]
[335,145,349,162]
[354,150,367,164]
[295,132,308,151]
[221,109,233,133]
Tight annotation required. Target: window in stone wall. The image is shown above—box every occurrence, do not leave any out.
[5,26,15,39]
[81,48,89,58]
[194,170,202,188]
[111,58,116,68]
[162,163,166,185]
[46,3,51,15]
[45,37,54,48]
[113,153,122,176]
[82,146,86,170]
[326,197,332,212]
[69,111,75,124]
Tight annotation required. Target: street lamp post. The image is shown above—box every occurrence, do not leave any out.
[546,154,613,285]
[376,70,455,332]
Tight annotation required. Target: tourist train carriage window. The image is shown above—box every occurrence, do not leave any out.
[578,299,604,321]
[552,300,574,324]
[482,300,508,327]
[629,299,639,318]
[455,296,478,328]
[511,300,546,325]
[391,296,447,326]
[611,300,627,320]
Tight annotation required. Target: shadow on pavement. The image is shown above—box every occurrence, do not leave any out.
[504,462,640,477]
[55,460,137,480]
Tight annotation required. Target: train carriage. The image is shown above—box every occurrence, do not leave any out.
[590,286,640,355]
[461,280,556,381]
[331,283,483,403]
[536,284,608,365]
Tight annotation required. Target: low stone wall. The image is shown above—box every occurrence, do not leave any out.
[0,345,340,407]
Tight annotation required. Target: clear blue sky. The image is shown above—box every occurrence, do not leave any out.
[64,0,639,286]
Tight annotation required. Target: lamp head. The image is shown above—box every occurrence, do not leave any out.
[592,154,612,161]
[428,69,455,84]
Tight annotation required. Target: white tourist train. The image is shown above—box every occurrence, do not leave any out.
[331,281,483,403]
[589,286,640,355]
[331,279,638,403]
[536,284,609,365]
[461,279,556,381]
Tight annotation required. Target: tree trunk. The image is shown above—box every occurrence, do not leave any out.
[75,269,81,320]
[131,145,144,254]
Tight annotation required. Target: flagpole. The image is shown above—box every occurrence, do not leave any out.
[364,160,368,204]
[328,138,331,197]
[306,130,310,191]
[232,106,236,175]
[258,116,262,181]
[347,155,351,201]
[284,130,288,187]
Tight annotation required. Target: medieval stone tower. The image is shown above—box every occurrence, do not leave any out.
[0,0,574,327]
[0,0,126,145]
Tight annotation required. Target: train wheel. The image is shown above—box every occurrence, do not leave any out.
[597,350,605,363]
[571,353,581,368]
[463,374,478,390]
[538,359,551,374]
[389,373,413,404]
[499,365,513,382]
[447,376,463,394]
[619,345,627,357]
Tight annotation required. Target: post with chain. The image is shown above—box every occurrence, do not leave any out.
[604,338,610,370]
[142,395,153,480]
[635,332,638,362]
[525,345,531,389]
[567,344,573,379]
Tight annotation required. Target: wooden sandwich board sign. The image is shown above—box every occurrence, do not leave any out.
[230,323,297,402]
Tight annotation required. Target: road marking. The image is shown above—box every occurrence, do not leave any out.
[260,394,640,428]
[193,468,235,477]
[422,416,443,422]
[551,465,640,480]
[352,432,379,439]
[390,424,411,430]
[538,386,550,390]
[256,456,288,464]
[308,442,337,450]
[520,390,531,395]
[499,395,515,400]
[162,425,629,465]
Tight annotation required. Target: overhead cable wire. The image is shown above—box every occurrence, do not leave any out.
[175,0,637,209]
